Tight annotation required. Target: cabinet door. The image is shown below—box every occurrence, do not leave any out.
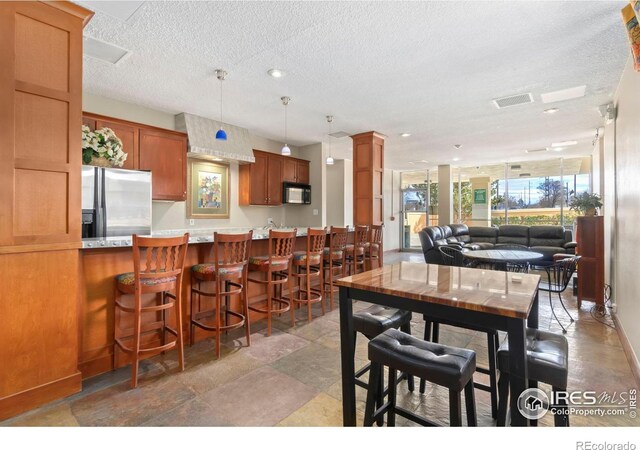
[250,152,269,205]
[297,160,310,184]
[283,158,297,183]
[95,119,138,170]
[267,155,283,205]
[139,129,186,201]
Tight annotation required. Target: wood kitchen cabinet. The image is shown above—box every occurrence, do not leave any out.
[239,150,283,205]
[82,112,187,201]
[283,158,310,184]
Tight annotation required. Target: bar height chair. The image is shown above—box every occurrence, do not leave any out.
[114,233,189,388]
[345,225,369,276]
[290,228,327,323]
[364,224,383,271]
[190,231,253,359]
[322,226,348,310]
[538,255,581,334]
[248,229,297,336]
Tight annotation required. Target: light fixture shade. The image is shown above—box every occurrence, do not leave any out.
[215,128,227,141]
[326,156,334,165]
[281,144,291,155]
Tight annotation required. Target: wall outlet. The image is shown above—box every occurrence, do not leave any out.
[189,219,195,226]
[267,217,273,224]
[313,209,319,216]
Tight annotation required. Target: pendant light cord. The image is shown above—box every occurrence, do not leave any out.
[284,102,287,144]
[219,78,223,124]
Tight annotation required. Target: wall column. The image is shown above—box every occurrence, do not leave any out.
[351,131,385,226]
[437,165,453,225]
[469,176,492,227]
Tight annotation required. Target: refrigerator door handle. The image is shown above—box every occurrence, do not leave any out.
[95,168,107,237]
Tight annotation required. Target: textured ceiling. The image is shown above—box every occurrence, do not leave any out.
[80,1,629,170]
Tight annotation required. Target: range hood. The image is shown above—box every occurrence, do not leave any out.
[175,113,255,163]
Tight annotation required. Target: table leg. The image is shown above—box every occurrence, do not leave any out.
[527,290,539,329]
[507,318,529,426]
[339,286,356,426]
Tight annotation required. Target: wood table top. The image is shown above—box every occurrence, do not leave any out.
[463,249,544,263]
[335,262,540,319]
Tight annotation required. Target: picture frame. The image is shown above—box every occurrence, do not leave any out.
[187,159,230,219]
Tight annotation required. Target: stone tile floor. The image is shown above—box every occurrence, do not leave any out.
[2,252,638,427]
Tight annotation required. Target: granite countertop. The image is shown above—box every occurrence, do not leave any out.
[81,226,352,249]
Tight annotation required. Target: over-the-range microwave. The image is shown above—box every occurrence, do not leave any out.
[282,182,311,204]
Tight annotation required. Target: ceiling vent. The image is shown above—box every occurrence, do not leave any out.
[329,131,350,138]
[492,93,533,109]
[525,148,548,154]
[510,164,521,170]
[83,36,131,65]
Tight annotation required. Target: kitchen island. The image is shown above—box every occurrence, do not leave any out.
[79,227,354,379]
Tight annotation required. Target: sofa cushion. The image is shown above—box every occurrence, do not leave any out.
[474,242,495,250]
[469,226,498,244]
[529,226,566,248]
[497,225,530,246]
[449,224,471,243]
[440,225,453,239]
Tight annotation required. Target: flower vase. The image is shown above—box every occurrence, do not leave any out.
[90,155,114,168]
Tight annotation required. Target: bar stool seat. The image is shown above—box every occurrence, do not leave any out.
[496,328,569,427]
[323,248,343,260]
[365,329,477,427]
[249,255,290,271]
[293,251,322,265]
[191,263,244,278]
[115,272,177,291]
[344,244,365,255]
[354,305,412,339]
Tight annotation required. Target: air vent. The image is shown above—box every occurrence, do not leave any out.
[329,131,350,138]
[492,93,533,109]
[510,164,521,170]
[83,36,131,65]
[525,148,548,154]
[519,173,531,177]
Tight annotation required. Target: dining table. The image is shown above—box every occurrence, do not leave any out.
[336,261,541,427]
[463,249,544,271]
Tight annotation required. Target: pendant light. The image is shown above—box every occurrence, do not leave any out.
[281,96,291,155]
[326,115,334,165]
[215,69,227,141]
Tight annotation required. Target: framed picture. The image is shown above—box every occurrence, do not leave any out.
[187,159,230,219]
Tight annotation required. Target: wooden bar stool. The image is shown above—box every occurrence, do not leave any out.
[248,229,297,336]
[114,233,189,388]
[322,226,348,310]
[290,228,326,323]
[345,225,369,275]
[364,224,383,271]
[190,231,253,359]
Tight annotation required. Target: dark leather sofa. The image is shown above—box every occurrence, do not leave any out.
[418,224,576,265]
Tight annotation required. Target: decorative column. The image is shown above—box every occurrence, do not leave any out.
[437,165,453,225]
[351,131,385,226]
[469,176,492,226]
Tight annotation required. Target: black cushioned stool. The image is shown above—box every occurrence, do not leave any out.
[364,328,477,427]
[353,305,414,425]
[496,328,569,427]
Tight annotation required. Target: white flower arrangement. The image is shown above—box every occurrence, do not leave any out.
[82,125,128,167]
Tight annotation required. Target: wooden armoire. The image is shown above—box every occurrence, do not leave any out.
[576,216,605,309]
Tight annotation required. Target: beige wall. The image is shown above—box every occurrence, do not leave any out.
[82,92,313,231]
[383,168,401,251]
[610,57,640,365]
[326,159,354,228]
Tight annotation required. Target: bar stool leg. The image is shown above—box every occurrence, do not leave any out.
[488,332,498,419]
[266,271,273,336]
[449,389,462,426]
[465,380,477,426]
[243,273,251,346]
[387,369,397,427]
[189,276,196,346]
[175,286,185,371]
[307,266,312,322]
[497,373,509,426]
[319,261,326,316]
[376,365,385,426]
[131,291,142,389]
[553,386,569,427]
[364,361,382,426]
[419,322,431,394]
[289,266,296,327]
[400,321,415,392]
[215,278,222,359]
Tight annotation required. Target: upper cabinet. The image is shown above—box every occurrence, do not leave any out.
[239,150,283,205]
[82,113,187,201]
[283,158,310,185]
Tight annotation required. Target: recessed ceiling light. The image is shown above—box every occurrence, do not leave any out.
[525,148,548,153]
[550,147,565,152]
[400,133,411,137]
[551,141,577,147]
[267,68,285,78]
[543,108,560,114]
[452,157,461,162]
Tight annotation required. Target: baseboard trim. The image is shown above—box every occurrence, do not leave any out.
[612,312,640,390]
[0,371,82,421]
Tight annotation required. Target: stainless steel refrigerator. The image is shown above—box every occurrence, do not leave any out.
[81,166,152,238]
